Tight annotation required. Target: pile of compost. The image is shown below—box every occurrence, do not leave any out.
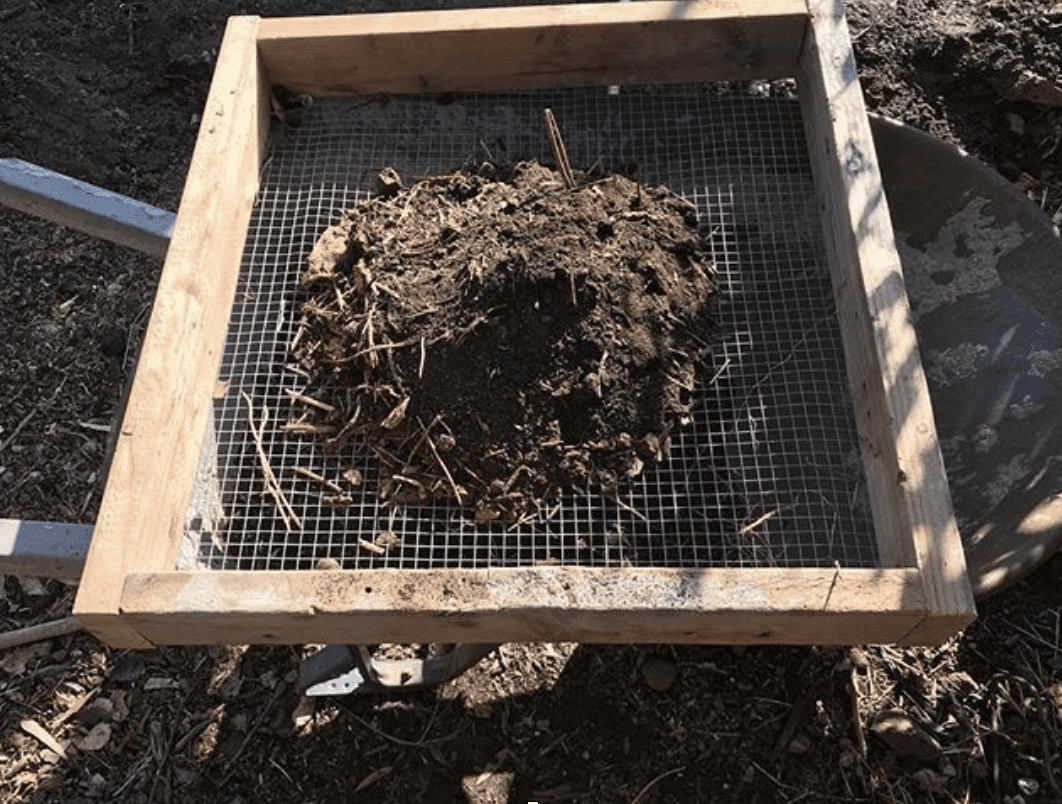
[294,160,716,521]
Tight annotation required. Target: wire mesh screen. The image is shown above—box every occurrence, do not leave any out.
[183,85,879,572]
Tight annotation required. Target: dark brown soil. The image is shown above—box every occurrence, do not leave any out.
[295,161,713,521]
[1,2,1062,804]
[850,0,1062,218]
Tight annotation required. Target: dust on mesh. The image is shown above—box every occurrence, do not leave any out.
[184,85,878,572]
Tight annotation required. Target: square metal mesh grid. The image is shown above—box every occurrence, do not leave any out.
[183,85,878,572]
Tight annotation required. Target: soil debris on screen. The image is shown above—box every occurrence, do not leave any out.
[294,160,716,521]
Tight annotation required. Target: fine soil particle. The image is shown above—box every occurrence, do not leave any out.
[295,160,715,521]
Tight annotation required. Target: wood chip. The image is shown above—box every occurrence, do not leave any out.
[50,690,97,729]
[0,641,50,674]
[355,766,393,793]
[870,709,942,759]
[76,722,112,752]
[20,719,66,758]
[358,538,386,556]
[380,397,409,430]
[76,420,112,433]
[144,677,182,691]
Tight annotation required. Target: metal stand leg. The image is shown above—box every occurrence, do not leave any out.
[299,644,499,696]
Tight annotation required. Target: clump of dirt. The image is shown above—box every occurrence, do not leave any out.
[294,160,715,521]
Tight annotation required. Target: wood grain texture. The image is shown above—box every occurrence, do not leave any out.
[257,1,809,95]
[74,3,974,650]
[72,16,267,649]
[119,566,927,646]
[797,0,975,643]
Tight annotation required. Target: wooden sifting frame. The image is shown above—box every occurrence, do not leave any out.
[73,0,976,650]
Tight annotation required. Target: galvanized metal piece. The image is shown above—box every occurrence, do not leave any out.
[0,157,175,258]
[0,519,90,581]
[300,643,499,696]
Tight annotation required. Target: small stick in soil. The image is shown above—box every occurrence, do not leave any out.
[290,320,306,351]
[738,509,776,537]
[242,391,302,531]
[221,680,287,785]
[282,422,337,436]
[849,659,868,757]
[630,766,685,804]
[364,305,378,369]
[285,388,336,413]
[823,559,842,611]
[348,711,468,749]
[295,466,346,495]
[420,417,465,503]
[380,397,410,430]
[353,333,422,361]
[613,493,649,523]
[404,412,443,464]
[707,357,731,386]
[0,616,81,651]
[544,108,576,190]
[0,379,65,454]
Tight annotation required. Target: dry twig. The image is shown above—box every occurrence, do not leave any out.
[738,509,777,537]
[0,616,81,651]
[420,417,465,503]
[242,391,301,531]
[285,388,336,413]
[348,711,467,748]
[544,108,576,190]
[630,766,685,804]
[220,681,288,785]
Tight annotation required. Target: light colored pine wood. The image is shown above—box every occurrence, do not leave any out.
[118,566,927,646]
[71,3,974,650]
[72,16,269,649]
[256,1,808,95]
[797,0,975,643]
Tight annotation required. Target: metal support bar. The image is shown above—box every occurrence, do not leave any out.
[1,158,172,581]
[0,158,175,258]
[0,519,90,581]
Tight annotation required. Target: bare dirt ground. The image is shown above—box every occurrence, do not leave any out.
[1,1,1061,802]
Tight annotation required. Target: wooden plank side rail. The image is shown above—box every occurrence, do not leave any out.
[257,0,809,95]
[72,16,270,649]
[119,567,928,646]
[796,0,975,643]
